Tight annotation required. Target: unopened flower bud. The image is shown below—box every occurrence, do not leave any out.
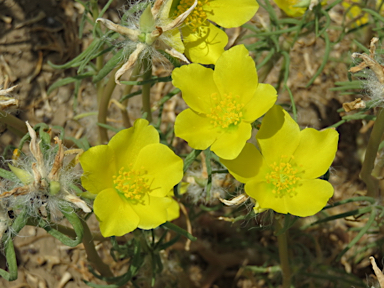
[8,164,33,185]
[49,181,61,196]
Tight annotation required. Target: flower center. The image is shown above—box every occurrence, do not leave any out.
[207,93,244,129]
[175,0,210,32]
[265,156,302,198]
[113,166,150,203]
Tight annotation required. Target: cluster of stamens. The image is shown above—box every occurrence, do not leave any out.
[113,166,150,203]
[265,155,301,198]
[207,93,244,129]
[175,0,210,32]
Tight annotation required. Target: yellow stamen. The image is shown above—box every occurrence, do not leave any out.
[175,0,210,33]
[265,155,302,198]
[113,166,150,203]
[207,93,244,129]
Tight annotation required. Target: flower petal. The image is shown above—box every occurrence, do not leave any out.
[257,105,300,163]
[211,121,252,159]
[213,45,258,104]
[133,143,183,197]
[245,180,290,214]
[182,22,228,64]
[109,119,159,169]
[158,0,173,20]
[274,0,306,17]
[284,179,334,217]
[242,83,277,122]
[172,64,219,114]
[131,195,172,229]
[175,109,219,150]
[94,188,140,237]
[294,128,339,179]
[166,197,180,221]
[80,145,116,194]
[208,0,259,27]
[162,29,185,53]
[220,143,265,183]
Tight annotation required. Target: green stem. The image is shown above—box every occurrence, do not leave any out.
[121,63,142,128]
[97,67,118,144]
[360,107,384,197]
[142,58,153,122]
[0,113,27,136]
[91,0,105,105]
[275,219,291,288]
[29,220,105,242]
[258,60,275,83]
[81,219,114,278]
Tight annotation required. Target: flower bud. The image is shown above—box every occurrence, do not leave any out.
[8,164,33,185]
[139,4,155,33]
[49,181,61,196]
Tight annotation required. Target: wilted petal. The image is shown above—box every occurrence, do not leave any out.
[96,18,139,41]
[115,43,146,85]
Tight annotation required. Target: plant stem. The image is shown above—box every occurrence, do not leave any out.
[121,63,142,128]
[275,219,291,288]
[91,0,105,105]
[142,58,152,122]
[360,107,384,197]
[0,113,27,136]
[81,219,114,278]
[97,67,118,144]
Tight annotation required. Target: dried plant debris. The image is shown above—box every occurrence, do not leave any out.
[0,85,18,111]
[350,37,384,84]
[342,98,366,112]
[370,256,384,288]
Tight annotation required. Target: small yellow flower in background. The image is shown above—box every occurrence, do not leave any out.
[273,0,326,17]
[274,0,306,17]
[342,0,384,27]
[171,0,259,64]
[220,105,339,217]
[80,119,183,237]
[173,45,277,160]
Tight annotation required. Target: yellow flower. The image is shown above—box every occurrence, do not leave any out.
[79,119,183,237]
[172,0,259,64]
[220,105,339,217]
[173,45,277,160]
[273,0,327,17]
[342,0,381,27]
[274,0,306,17]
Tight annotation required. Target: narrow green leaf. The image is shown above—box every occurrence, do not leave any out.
[96,123,121,133]
[162,222,197,241]
[183,149,202,173]
[322,196,375,209]
[78,40,106,73]
[48,40,100,69]
[0,168,17,181]
[335,208,376,262]
[120,75,172,86]
[0,209,29,281]
[306,33,330,87]
[97,0,114,19]
[204,149,212,203]
[92,49,124,83]
[39,201,84,247]
[157,235,181,251]
[310,206,372,225]
[47,72,94,95]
